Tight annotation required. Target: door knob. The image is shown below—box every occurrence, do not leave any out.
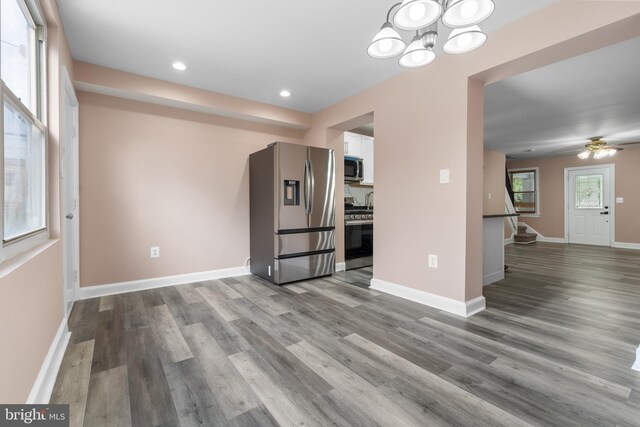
[600,211,609,215]
[66,213,74,219]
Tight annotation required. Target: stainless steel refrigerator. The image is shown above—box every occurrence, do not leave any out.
[250,142,336,284]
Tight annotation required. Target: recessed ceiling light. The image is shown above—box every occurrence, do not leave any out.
[172,62,187,71]
[280,90,291,98]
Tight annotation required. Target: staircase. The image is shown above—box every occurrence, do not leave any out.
[514,224,537,245]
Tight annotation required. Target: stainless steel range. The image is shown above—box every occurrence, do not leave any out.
[345,208,373,270]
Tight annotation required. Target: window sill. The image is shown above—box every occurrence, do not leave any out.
[518,214,540,218]
[0,238,59,279]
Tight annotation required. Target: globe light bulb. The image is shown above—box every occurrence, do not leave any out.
[411,50,426,62]
[457,33,472,48]
[460,0,479,19]
[409,3,427,21]
[379,39,393,53]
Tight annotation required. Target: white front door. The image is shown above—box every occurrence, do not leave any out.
[567,167,612,246]
[62,68,79,317]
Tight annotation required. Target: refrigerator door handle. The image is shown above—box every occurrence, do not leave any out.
[308,159,315,214]
[303,160,311,214]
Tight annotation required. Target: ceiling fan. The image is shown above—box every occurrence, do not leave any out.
[577,136,640,159]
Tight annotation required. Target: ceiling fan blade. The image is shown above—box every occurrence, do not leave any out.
[616,141,640,146]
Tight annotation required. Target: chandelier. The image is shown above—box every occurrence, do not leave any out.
[367,0,495,68]
[578,137,622,160]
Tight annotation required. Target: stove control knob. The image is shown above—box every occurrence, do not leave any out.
[368,214,373,220]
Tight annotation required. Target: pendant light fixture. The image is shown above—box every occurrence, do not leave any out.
[399,31,437,68]
[442,0,495,28]
[367,1,494,68]
[368,22,406,58]
[393,0,442,31]
[443,25,487,54]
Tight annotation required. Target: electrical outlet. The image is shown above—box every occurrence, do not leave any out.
[428,254,438,269]
[488,193,492,200]
[150,246,160,258]
[616,197,624,204]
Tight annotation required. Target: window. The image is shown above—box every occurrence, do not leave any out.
[509,168,539,215]
[1,0,47,260]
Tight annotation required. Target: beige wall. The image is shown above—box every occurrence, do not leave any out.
[507,146,640,244]
[78,92,305,286]
[483,150,506,215]
[303,2,640,302]
[0,0,71,402]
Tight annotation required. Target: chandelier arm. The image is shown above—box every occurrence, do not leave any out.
[386,2,404,23]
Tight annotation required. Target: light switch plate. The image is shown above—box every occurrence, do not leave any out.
[616,197,624,204]
[440,169,450,184]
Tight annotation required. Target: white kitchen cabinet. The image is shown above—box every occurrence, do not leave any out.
[344,132,363,158]
[361,136,374,185]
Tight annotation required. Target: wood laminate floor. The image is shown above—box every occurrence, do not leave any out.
[52,244,640,426]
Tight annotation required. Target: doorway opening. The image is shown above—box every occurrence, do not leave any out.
[326,112,374,285]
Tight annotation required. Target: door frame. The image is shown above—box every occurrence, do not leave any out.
[564,164,615,246]
[61,65,80,317]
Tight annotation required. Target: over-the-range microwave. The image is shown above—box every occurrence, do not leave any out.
[344,156,363,182]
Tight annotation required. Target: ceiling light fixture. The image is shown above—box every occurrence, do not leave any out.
[172,61,187,71]
[280,90,291,98]
[367,0,494,68]
[577,137,622,160]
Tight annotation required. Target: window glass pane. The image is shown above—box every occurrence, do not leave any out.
[1,0,36,112]
[4,99,45,240]
[575,174,603,209]
[512,171,535,192]
[514,192,535,213]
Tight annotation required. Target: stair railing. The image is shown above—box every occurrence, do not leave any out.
[505,189,518,236]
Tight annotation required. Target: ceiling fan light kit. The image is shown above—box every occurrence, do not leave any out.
[578,137,622,160]
[368,0,494,68]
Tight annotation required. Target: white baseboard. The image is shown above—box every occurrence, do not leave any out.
[537,236,567,243]
[633,346,640,372]
[27,319,70,404]
[370,278,486,318]
[613,242,640,250]
[483,270,504,286]
[504,235,514,245]
[518,222,566,243]
[78,266,250,300]
[335,262,346,272]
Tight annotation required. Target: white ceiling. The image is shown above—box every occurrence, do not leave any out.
[57,0,555,113]
[484,36,640,160]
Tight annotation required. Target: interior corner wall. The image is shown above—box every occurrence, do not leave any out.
[78,92,305,287]
[507,146,640,244]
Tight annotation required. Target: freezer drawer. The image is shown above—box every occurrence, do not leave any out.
[276,230,335,257]
[275,252,335,284]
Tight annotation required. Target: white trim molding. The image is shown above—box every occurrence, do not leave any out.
[504,235,514,245]
[335,262,346,272]
[537,236,568,244]
[370,278,486,318]
[483,271,504,286]
[508,167,541,216]
[633,345,640,372]
[27,319,70,404]
[612,242,640,250]
[78,266,250,300]
[518,222,567,244]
